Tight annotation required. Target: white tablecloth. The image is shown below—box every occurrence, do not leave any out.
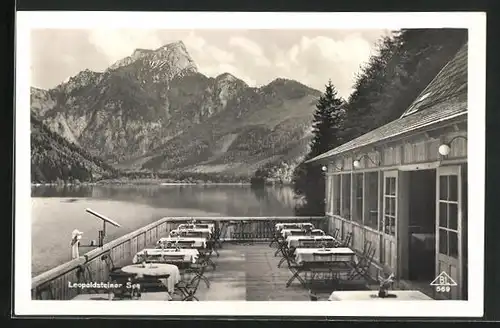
[287,235,336,248]
[328,290,433,301]
[170,228,211,239]
[282,229,325,238]
[275,222,314,231]
[178,223,215,232]
[132,248,199,264]
[122,263,181,293]
[157,237,207,248]
[294,247,355,264]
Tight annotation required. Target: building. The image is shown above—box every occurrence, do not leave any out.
[307,43,468,300]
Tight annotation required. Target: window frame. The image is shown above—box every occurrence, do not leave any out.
[352,172,364,224]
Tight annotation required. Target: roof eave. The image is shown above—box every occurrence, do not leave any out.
[306,112,467,164]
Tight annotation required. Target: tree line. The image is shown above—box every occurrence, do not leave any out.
[284,28,467,215]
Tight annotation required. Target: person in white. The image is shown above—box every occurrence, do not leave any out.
[71,229,83,259]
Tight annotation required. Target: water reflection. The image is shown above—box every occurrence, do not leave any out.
[31,184,298,275]
[32,184,298,217]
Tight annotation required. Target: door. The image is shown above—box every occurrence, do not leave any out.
[381,171,398,274]
[436,165,463,300]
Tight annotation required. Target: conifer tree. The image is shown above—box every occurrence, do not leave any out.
[293,80,345,216]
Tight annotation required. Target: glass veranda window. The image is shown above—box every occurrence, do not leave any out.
[352,173,363,224]
[364,171,379,230]
[341,174,351,219]
[333,175,341,215]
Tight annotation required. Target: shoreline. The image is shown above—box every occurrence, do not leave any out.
[31,181,254,187]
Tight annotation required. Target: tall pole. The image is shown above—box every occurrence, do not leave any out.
[102,220,106,246]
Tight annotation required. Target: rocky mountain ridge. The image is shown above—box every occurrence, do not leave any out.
[31,40,322,178]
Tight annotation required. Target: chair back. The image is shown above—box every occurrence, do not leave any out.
[332,228,340,240]
[363,240,373,256]
[109,271,136,283]
[365,247,376,264]
[342,232,353,247]
[324,240,336,248]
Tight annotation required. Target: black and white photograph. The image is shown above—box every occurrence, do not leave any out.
[15,11,486,317]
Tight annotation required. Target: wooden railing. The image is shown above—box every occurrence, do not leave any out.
[167,216,328,241]
[31,216,326,300]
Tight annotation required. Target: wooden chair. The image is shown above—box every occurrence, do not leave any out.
[284,255,307,288]
[137,273,171,292]
[305,255,340,291]
[332,228,340,240]
[175,272,203,301]
[108,271,140,300]
[198,247,217,271]
[347,247,376,282]
[274,238,288,257]
[183,261,210,289]
[213,224,225,249]
[101,252,123,274]
[277,246,296,268]
[269,230,282,248]
[362,240,373,257]
[336,232,353,248]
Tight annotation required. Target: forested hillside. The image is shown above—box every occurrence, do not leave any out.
[290,28,468,215]
[31,115,119,183]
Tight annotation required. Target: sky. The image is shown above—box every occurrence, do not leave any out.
[30,29,390,99]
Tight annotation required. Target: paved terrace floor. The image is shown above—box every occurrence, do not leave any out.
[182,242,376,301]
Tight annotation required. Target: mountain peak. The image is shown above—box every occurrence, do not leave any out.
[155,40,187,51]
[109,40,197,73]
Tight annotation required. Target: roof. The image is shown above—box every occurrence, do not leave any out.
[307,42,468,164]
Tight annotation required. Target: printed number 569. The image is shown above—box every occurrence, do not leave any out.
[436,286,451,292]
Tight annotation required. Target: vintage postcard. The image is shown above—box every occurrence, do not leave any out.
[15,11,486,317]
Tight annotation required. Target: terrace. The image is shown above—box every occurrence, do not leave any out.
[32,217,434,301]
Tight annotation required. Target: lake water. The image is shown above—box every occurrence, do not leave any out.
[31,184,298,276]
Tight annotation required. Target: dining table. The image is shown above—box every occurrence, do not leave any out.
[294,247,355,264]
[178,223,215,233]
[285,247,356,288]
[328,290,433,301]
[170,228,212,239]
[286,235,336,248]
[275,222,314,231]
[281,228,325,238]
[132,248,199,264]
[157,237,207,249]
[121,263,181,293]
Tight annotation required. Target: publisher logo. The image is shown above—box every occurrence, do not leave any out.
[430,271,457,293]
